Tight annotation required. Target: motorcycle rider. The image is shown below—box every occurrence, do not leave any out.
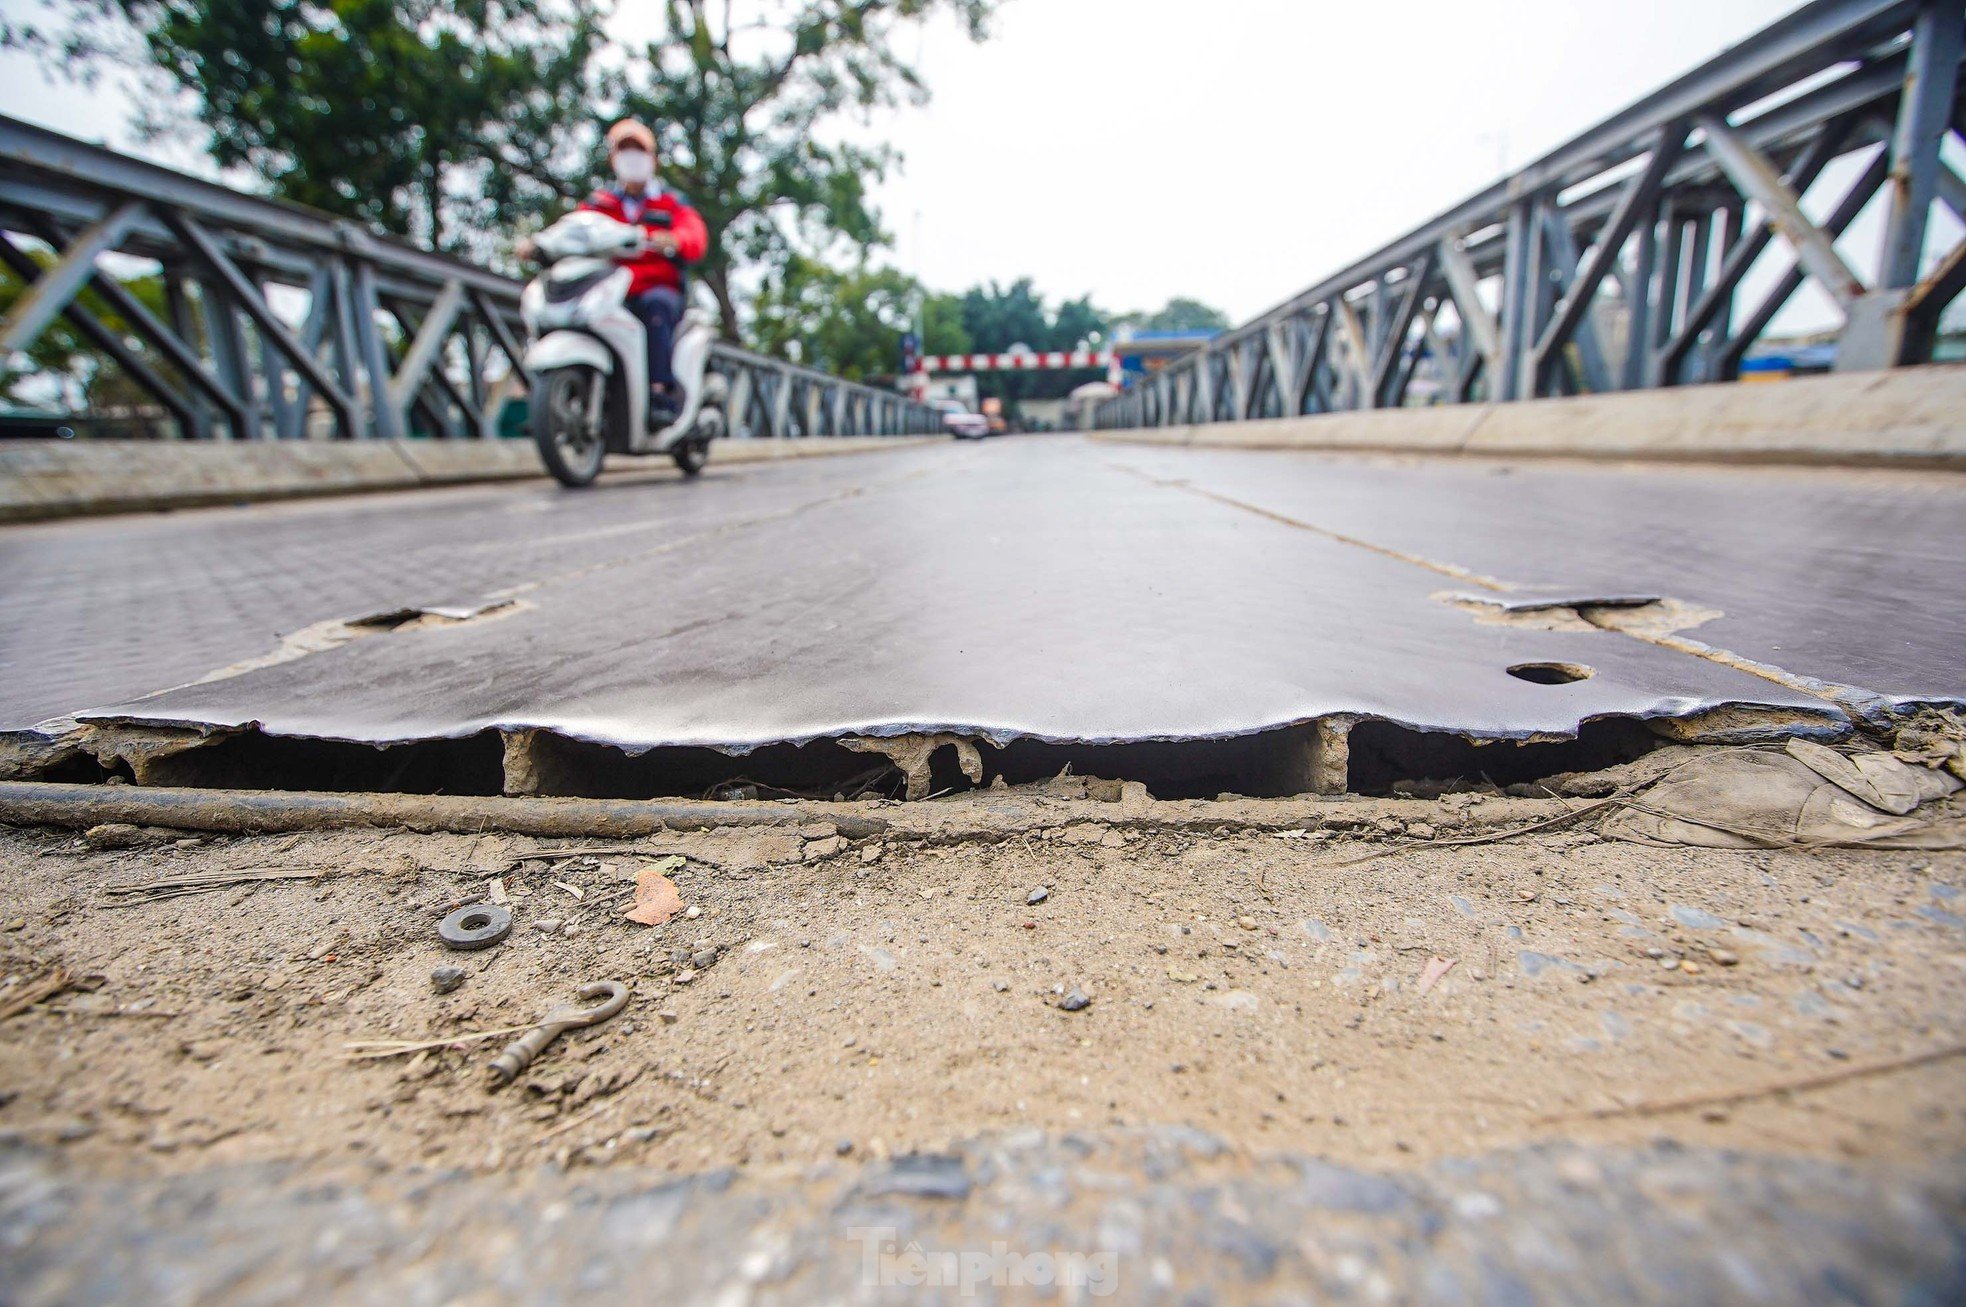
[521,118,709,423]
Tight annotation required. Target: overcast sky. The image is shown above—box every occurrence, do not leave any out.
[857,0,1808,319]
[0,0,1881,325]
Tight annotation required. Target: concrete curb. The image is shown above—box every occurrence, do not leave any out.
[1089,365,1966,468]
[0,436,938,524]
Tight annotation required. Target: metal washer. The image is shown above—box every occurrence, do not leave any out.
[439,903,513,951]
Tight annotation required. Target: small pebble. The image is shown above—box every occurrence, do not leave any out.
[1027,887,1050,906]
[1059,987,1092,1012]
[836,1139,854,1156]
[684,905,702,920]
[533,919,563,934]
[658,1009,679,1025]
[1517,889,1538,903]
[1709,948,1740,966]
[430,965,466,994]
[1237,916,1258,931]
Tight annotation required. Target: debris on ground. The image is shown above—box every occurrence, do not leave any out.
[102,865,333,906]
[487,981,630,1087]
[438,903,513,950]
[1417,956,1457,996]
[82,823,151,851]
[0,967,75,1022]
[1603,742,1964,849]
[622,857,687,926]
[1892,707,1966,779]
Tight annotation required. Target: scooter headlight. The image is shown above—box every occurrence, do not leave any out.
[576,267,632,320]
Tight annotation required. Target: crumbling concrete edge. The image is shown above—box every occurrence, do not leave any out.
[1088,364,1966,469]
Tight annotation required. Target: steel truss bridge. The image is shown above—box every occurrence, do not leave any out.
[1095,0,1966,431]
[0,118,944,442]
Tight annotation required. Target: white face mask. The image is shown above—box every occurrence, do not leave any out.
[611,150,654,187]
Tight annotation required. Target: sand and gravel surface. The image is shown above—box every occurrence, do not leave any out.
[2,782,1962,1302]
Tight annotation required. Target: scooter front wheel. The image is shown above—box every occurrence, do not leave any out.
[672,438,709,478]
[533,366,606,488]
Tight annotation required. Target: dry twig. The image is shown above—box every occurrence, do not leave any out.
[0,968,74,1022]
[1543,1044,1966,1123]
[102,867,335,905]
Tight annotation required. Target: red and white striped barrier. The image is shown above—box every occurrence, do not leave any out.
[918,350,1113,373]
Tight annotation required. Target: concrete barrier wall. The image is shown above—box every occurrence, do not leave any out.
[0,436,936,523]
[1090,364,1966,467]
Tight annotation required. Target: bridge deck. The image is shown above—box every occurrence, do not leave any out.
[2,437,1960,790]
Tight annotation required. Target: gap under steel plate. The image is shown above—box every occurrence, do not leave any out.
[3,438,1961,751]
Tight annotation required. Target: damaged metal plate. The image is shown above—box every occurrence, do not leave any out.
[1112,445,1966,711]
[0,439,1904,765]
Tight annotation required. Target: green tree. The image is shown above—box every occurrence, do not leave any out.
[959,277,1049,353]
[20,0,609,254]
[749,255,919,380]
[1114,296,1232,334]
[920,291,970,357]
[953,278,1111,413]
[610,0,995,341]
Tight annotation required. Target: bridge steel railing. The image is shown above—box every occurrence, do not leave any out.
[0,114,944,441]
[1095,0,1966,431]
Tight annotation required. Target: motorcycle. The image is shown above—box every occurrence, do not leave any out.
[519,209,727,486]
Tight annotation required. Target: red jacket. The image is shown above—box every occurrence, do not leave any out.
[575,186,709,295]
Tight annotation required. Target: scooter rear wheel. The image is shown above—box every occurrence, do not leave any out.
[534,366,606,488]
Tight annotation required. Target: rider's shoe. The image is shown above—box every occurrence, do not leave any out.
[649,385,681,428]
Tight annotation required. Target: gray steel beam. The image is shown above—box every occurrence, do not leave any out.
[0,230,198,437]
[1095,1,1962,428]
[22,219,255,439]
[1658,118,1852,377]
[1722,150,1890,370]
[1878,0,1964,289]
[1696,114,1869,308]
[385,279,464,426]
[1536,204,1614,394]
[1436,237,1500,378]
[1533,125,1684,382]
[0,201,144,356]
[165,210,359,435]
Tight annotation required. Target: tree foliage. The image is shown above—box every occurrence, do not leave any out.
[920,291,969,357]
[610,0,994,338]
[748,254,918,380]
[17,1,609,255]
[1113,296,1232,334]
[954,278,1110,410]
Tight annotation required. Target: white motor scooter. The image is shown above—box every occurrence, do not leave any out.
[519,209,727,486]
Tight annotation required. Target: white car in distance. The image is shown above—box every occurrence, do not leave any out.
[931,398,991,440]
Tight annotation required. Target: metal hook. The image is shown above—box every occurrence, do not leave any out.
[487,979,630,1087]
